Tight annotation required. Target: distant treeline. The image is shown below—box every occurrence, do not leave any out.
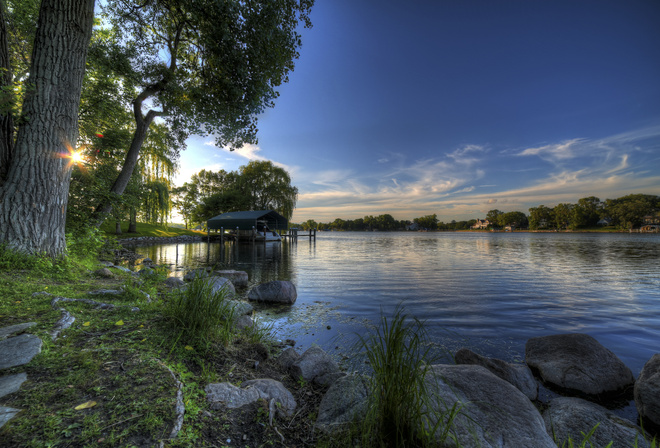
[292,194,660,232]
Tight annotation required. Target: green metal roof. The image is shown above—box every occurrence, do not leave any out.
[207,210,288,230]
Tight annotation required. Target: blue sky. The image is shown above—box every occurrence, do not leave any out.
[176,0,660,223]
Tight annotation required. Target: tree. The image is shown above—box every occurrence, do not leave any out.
[92,0,314,224]
[486,209,504,228]
[414,214,438,230]
[238,161,298,221]
[553,203,574,230]
[604,194,659,229]
[0,0,95,256]
[500,211,528,229]
[528,205,553,230]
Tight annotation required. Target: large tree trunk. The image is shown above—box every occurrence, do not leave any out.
[0,0,95,256]
[0,0,14,181]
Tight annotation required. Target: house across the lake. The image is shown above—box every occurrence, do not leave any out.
[471,219,490,230]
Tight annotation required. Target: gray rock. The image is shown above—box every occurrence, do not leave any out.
[0,373,27,399]
[314,371,347,388]
[277,347,301,370]
[202,276,236,298]
[525,333,634,395]
[315,374,370,433]
[0,334,43,370]
[99,261,114,267]
[213,270,249,288]
[87,289,123,296]
[425,364,556,448]
[164,277,185,288]
[242,379,297,417]
[184,268,210,281]
[94,267,114,278]
[205,379,296,417]
[289,346,340,383]
[226,300,253,316]
[247,280,297,304]
[235,315,254,331]
[142,257,153,264]
[110,265,132,273]
[50,309,75,340]
[0,323,36,340]
[205,382,260,409]
[455,348,538,400]
[635,353,660,428]
[543,397,651,448]
[138,267,156,277]
[0,406,21,429]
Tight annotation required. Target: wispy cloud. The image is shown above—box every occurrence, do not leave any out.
[517,138,584,161]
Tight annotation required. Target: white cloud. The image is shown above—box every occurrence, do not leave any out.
[517,138,584,161]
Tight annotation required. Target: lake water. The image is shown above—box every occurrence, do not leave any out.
[129,232,660,380]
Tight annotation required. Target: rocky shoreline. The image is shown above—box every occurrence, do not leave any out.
[2,263,658,447]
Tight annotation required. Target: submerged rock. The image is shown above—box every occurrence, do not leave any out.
[525,333,634,396]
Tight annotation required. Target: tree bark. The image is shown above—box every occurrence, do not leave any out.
[0,0,14,181]
[128,207,137,233]
[0,0,95,256]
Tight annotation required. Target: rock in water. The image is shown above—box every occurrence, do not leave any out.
[525,333,634,396]
[455,348,538,400]
[424,364,556,448]
[635,353,660,429]
[247,280,297,304]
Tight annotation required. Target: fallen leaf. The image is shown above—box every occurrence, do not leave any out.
[185,345,194,351]
[83,322,91,327]
[74,401,97,410]
[115,320,124,326]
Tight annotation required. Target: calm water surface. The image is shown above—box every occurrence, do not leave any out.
[130,232,660,376]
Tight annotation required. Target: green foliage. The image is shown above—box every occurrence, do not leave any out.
[414,214,439,230]
[357,306,448,447]
[164,277,236,348]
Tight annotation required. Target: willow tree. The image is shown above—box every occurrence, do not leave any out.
[92,0,314,224]
[0,0,95,256]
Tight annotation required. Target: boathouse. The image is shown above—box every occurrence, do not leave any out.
[207,210,288,232]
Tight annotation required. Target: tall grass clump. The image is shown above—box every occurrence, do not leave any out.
[165,276,236,348]
[358,305,448,447]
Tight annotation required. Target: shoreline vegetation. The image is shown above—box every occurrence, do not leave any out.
[1,227,658,447]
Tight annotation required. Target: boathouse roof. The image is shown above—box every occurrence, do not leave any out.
[207,210,288,231]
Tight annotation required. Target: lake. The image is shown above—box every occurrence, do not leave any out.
[129,231,660,379]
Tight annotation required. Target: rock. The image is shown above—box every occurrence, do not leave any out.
[164,277,185,289]
[247,280,297,304]
[226,300,253,316]
[87,289,122,296]
[0,406,21,429]
[235,315,254,331]
[277,347,301,370]
[242,379,297,417]
[205,379,296,417]
[213,270,248,288]
[525,333,634,396]
[0,334,43,370]
[315,374,370,433]
[425,364,556,448]
[94,267,114,278]
[50,309,75,340]
[635,354,660,429]
[205,382,260,409]
[543,397,651,448]
[314,371,347,388]
[138,267,156,277]
[110,265,132,273]
[289,345,340,384]
[0,373,27,399]
[455,348,538,400]
[202,277,236,298]
[142,257,153,264]
[0,323,36,340]
[184,268,210,281]
[99,261,114,267]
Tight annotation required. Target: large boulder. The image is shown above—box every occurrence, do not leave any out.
[425,364,556,448]
[276,347,301,370]
[0,323,36,340]
[289,345,340,385]
[315,374,370,433]
[242,379,297,417]
[543,397,651,448]
[635,354,660,429]
[184,268,210,281]
[247,281,297,304]
[0,373,27,399]
[164,277,185,289]
[455,348,538,400]
[226,300,253,316]
[0,334,43,370]
[525,333,634,396]
[213,270,248,288]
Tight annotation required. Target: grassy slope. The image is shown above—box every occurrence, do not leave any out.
[99,222,206,239]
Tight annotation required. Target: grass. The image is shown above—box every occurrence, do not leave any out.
[100,221,205,239]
